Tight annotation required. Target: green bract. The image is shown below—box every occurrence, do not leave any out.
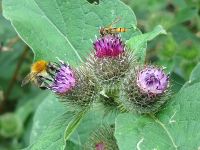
[84,125,119,150]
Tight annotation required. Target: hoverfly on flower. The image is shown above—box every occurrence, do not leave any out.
[99,17,132,36]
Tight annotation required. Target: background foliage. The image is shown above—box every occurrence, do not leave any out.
[0,0,200,149]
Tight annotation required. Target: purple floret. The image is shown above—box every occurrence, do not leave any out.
[50,63,76,94]
[136,66,169,95]
[95,142,105,150]
[93,35,124,58]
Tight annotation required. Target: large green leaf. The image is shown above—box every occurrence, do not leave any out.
[15,90,45,123]
[126,25,166,62]
[25,112,75,150]
[182,63,200,89]
[24,93,77,150]
[174,7,198,25]
[189,63,200,83]
[2,0,137,66]
[29,93,65,143]
[115,82,200,150]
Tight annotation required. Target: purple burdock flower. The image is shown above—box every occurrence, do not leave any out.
[93,35,124,58]
[95,142,105,150]
[136,66,169,95]
[50,63,76,94]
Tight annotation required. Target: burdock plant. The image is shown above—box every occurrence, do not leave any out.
[5,0,195,149]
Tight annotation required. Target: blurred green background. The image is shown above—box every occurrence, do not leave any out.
[0,0,199,149]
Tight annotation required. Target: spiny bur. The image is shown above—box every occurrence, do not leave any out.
[49,61,98,110]
[121,65,170,114]
[84,125,119,150]
[88,35,136,87]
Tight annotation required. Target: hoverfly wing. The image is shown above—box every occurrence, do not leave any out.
[107,16,121,28]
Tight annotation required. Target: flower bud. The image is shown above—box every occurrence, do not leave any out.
[122,65,170,114]
[84,125,119,150]
[0,113,23,138]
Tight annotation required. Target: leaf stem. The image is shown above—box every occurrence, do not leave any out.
[0,36,20,52]
[64,108,89,141]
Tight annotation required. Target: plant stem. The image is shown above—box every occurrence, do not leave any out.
[3,46,29,104]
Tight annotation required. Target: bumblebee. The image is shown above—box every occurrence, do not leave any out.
[99,17,131,36]
[21,60,57,89]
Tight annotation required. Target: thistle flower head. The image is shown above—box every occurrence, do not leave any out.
[53,64,98,110]
[50,63,76,94]
[136,66,169,95]
[93,35,124,58]
[89,36,135,87]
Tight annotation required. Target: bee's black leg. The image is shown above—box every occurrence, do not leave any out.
[48,62,59,71]
[39,82,50,90]
[48,72,55,78]
[38,75,53,82]
[36,76,51,90]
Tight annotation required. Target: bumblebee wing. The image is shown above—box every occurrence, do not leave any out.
[21,73,37,87]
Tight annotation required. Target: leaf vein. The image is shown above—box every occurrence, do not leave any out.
[150,114,178,150]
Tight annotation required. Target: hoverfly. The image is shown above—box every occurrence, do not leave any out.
[99,17,132,36]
